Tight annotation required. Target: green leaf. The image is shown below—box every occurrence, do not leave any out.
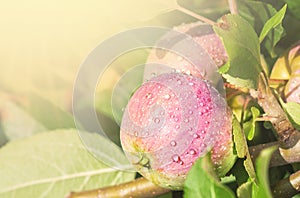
[232,116,256,181]
[253,146,278,198]
[247,107,261,140]
[214,14,262,89]
[0,95,45,145]
[78,130,133,170]
[237,181,253,198]
[282,102,300,130]
[238,1,286,57]
[0,129,135,198]
[232,116,247,158]
[259,5,287,43]
[183,153,236,198]
[21,94,76,130]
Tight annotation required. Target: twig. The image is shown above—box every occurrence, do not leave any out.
[176,4,217,26]
[228,0,239,14]
[272,170,300,198]
[249,141,300,167]
[66,177,170,198]
[250,73,300,149]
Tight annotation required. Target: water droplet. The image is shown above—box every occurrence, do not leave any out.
[184,118,189,123]
[145,93,152,99]
[179,161,184,165]
[189,149,197,155]
[174,117,179,122]
[177,80,182,85]
[175,107,179,111]
[170,141,177,147]
[193,133,200,138]
[188,82,194,86]
[188,110,193,115]
[175,125,180,129]
[186,70,191,75]
[164,94,171,100]
[172,155,180,162]
[199,102,204,107]
[154,118,160,124]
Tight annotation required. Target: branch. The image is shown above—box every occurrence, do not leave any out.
[176,4,217,26]
[65,177,170,198]
[272,170,300,198]
[250,73,300,149]
[249,141,300,167]
[228,0,239,14]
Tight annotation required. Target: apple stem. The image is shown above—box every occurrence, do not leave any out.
[176,4,217,26]
[228,0,239,15]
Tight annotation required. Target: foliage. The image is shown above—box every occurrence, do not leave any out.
[0,129,135,198]
[0,0,300,198]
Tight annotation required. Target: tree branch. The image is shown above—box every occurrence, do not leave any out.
[250,73,300,149]
[249,141,300,167]
[272,170,300,198]
[65,177,170,198]
[176,4,217,26]
[228,0,239,14]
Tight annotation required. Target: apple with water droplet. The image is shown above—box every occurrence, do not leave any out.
[120,73,235,189]
[144,22,227,82]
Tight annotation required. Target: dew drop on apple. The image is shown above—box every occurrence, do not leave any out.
[170,140,177,147]
[172,155,180,162]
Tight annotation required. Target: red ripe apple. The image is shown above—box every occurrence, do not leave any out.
[120,73,234,189]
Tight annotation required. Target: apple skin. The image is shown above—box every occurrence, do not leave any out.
[120,73,234,190]
[144,22,227,82]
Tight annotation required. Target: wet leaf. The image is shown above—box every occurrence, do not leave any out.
[214,14,262,89]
